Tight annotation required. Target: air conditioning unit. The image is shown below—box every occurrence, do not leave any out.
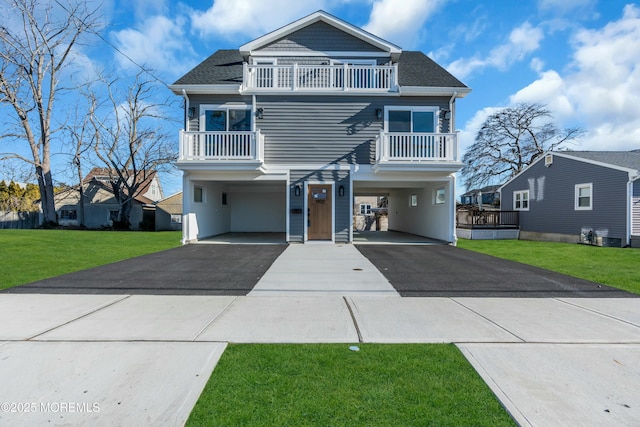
[544,154,553,167]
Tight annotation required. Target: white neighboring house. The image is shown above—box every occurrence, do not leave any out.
[170,10,470,244]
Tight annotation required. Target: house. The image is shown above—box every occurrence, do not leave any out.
[353,195,388,231]
[170,10,470,244]
[499,150,640,247]
[55,168,163,230]
[155,192,183,231]
[460,185,500,208]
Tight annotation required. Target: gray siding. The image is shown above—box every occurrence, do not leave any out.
[261,21,384,53]
[289,169,350,243]
[502,155,629,239]
[271,56,390,66]
[258,95,450,165]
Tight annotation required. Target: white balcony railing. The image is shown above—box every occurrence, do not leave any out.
[243,63,398,92]
[178,130,264,162]
[375,132,458,163]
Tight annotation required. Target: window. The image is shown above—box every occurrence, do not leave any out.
[359,204,372,215]
[194,186,203,203]
[201,106,251,132]
[575,183,592,210]
[59,209,77,220]
[170,214,182,224]
[513,190,529,211]
[410,194,418,207]
[434,188,445,205]
[387,107,437,133]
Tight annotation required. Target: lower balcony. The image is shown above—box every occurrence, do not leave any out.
[373,132,462,172]
[178,130,264,167]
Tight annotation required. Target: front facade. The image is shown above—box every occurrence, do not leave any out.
[500,151,640,247]
[171,11,470,244]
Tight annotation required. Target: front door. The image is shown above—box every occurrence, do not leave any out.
[307,184,333,240]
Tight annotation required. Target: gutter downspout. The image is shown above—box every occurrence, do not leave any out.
[181,89,190,130]
[627,176,634,247]
[448,91,458,133]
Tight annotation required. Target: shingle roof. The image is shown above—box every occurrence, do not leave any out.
[172,49,467,89]
[397,51,467,88]
[173,50,244,86]
[559,150,640,171]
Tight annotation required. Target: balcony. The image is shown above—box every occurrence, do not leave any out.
[178,130,264,165]
[242,63,398,93]
[375,131,459,165]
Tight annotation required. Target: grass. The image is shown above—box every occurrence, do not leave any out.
[0,229,182,290]
[457,239,640,295]
[187,344,516,427]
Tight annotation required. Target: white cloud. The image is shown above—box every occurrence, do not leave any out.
[111,15,194,77]
[538,0,596,15]
[190,0,328,40]
[448,22,544,79]
[362,0,444,48]
[509,4,640,150]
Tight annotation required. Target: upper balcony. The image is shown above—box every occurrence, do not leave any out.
[242,63,398,93]
[177,130,264,170]
[373,131,461,172]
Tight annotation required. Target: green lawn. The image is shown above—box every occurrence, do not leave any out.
[187,344,515,427]
[458,239,640,295]
[0,229,181,290]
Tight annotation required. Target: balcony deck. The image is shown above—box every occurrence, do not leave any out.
[242,63,398,93]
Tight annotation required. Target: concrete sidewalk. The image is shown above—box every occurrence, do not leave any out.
[1,294,640,426]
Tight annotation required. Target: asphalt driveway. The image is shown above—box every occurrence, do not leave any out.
[3,244,287,295]
[356,244,636,297]
[3,243,635,297]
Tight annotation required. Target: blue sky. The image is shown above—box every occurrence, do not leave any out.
[3,0,640,195]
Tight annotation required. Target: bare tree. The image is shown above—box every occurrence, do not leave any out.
[461,103,583,190]
[86,72,178,229]
[0,0,100,225]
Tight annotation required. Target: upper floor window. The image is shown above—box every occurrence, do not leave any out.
[513,190,529,211]
[201,105,251,132]
[575,183,592,210]
[386,107,437,133]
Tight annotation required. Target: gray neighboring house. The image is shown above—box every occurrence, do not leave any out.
[500,150,640,247]
[170,10,470,244]
[155,192,183,231]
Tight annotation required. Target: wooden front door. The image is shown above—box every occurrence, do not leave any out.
[307,184,333,240]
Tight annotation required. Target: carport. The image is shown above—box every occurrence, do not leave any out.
[352,176,455,243]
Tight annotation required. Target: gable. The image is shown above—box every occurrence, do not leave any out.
[259,21,385,53]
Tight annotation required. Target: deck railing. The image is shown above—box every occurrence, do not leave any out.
[456,209,519,228]
[376,132,458,162]
[243,63,398,92]
[178,130,263,161]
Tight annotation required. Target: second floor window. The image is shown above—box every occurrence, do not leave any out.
[386,107,437,133]
[202,107,251,132]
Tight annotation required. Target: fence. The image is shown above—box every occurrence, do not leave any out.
[0,211,40,229]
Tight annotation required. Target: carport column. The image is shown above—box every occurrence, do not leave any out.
[449,175,457,246]
[182,173,192,244]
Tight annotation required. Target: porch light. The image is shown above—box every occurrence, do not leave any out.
[188,107,196,119]
[256,108,264,119]
[295,185,301,196]
[375,108,383,120]
[441,109,451,120]
[339,185,345,197]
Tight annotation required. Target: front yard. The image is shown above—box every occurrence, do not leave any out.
[457,239,640,295]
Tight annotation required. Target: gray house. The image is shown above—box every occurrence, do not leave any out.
[500,150,640,247]
[170,10,470,244]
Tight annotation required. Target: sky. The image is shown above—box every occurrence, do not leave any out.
[3,0,640,195]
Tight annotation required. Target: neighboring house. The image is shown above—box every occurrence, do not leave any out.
[170,10,470,244]
[500,150,640,247]
[155,192,183,231]
[460,185,500,208]
[353,195,387,231]
[55,168,163,230]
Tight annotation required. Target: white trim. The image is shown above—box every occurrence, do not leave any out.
[286,175,291,242]
[304,180,335,243]
[574,183,593,210]
[170,84,241,95]
[330,58,377,66]
[251,51,389,58]
[251,57,277,65]
[399,86,471,97]
[513,189,529,211]
[239,11,401,56]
